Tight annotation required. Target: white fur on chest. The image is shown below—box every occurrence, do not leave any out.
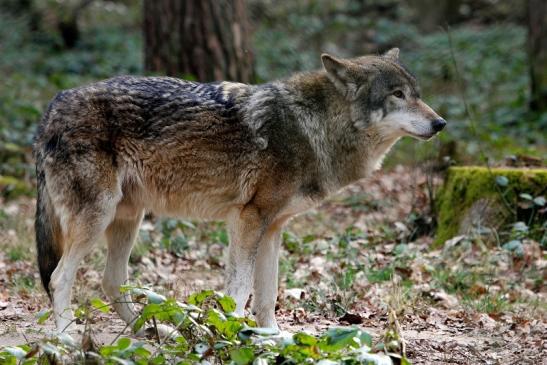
[364,137,400,175]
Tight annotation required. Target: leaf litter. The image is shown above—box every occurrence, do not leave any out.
[0,166,545,363]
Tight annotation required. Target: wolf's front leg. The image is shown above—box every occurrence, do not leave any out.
[225,206,265,316]
[252,224,283,330]
[225,244,256,315]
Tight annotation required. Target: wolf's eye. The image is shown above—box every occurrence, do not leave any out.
[393,90,405,99]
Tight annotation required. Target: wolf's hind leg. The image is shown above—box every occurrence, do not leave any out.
[103,210,144,326]
[50,213,114,332]
[104,211,179,340]
[44,148,122,333]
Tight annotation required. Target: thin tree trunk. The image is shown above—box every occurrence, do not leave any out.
[527,0,547,112]
[409,0,462,32]
[143,0,254,83]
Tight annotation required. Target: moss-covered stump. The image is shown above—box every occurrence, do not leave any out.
[436,166,547,246]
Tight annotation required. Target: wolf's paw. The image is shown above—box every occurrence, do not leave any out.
[253,330,293,346]
[256,320,279,332]
[135,323,177,341]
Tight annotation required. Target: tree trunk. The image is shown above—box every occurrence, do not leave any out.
[143,0,254,83]
[409,0,462,32]
[527,0,547,112]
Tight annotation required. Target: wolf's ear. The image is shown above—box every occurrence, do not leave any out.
[383,48,400,62]
[321,53,354,96]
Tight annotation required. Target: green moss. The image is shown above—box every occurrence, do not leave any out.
[435,166,547,246]
[0,175,34,199]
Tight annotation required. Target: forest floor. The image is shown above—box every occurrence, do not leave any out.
[0,166,545,364]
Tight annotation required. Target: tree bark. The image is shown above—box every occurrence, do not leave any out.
[143,0,254,83]
[527,0,547,112]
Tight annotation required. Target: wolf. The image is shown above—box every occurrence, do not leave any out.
[34,48,445,334]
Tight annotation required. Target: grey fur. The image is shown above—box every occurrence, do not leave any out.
[34,49,445,333]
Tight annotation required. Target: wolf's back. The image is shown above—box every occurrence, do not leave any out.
[31,77,240,294]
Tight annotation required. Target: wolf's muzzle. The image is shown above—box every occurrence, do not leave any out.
[431,118,447,132]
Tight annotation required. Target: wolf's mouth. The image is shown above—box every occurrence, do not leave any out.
[402,129,437,140]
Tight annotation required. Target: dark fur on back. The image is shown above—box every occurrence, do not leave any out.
[33,76,266,296]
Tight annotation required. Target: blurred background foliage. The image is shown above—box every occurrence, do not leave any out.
[0,0,545,194]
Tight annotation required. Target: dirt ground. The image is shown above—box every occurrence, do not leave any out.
[0,166,545,364]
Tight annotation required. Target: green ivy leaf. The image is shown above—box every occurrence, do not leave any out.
[74,305,86,319]
[3,347,26,359]
[145,290,166,304]
[188,290,215,306]
[36,309,51,324]
[217,293,236,313]
[495,175,508,187]
[90,297,110,313]
[194,343,209,354]
[533,196,545,206]
[100,345,116,357]
[132,303,160,332]
[133,346,151,358]
[358,330,373,347]
[318,327,360,353]
[294,332,317,346]
[253,358,269,365]
[206,308,226,331]
[503,240,525,257]
[213,340,232,350]
[0,353,17,365]
[150,354,167,365]
[116,338,131,350]
[41,343,61,357]
[179,219,196,229]
[230,347,254,365]
[109,356,134,365]
[512,222,528,233]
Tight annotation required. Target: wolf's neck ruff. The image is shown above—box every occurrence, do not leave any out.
[240,73,400,194]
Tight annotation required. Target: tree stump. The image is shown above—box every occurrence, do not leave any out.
[435,166,547,246]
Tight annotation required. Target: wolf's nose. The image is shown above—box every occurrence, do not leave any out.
[431,118,447,132]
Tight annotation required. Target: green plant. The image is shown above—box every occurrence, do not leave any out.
[367,267,394,284]
[0,289,407,364]
[466,293,511,314]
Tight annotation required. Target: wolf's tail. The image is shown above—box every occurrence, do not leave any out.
[34,119,63,299]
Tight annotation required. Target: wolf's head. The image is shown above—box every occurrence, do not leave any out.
[321,48,446,140]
